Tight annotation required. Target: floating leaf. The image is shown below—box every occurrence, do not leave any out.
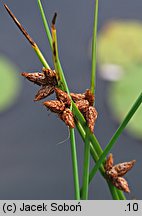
[109,65,142,139]
[98,21,142,139]
[98,21,142,66]
[0,56,21,112]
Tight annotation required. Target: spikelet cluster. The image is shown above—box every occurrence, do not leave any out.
[22,69,98,131]
[105,154,136,193]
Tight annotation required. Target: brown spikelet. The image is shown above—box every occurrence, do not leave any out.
[105,153,136,193]
[105,153,114,172]
[42,68,57,86]
[107,167,119,179]
[112,177,130,193]
[59,108,75,128]
[75,100,89,113]
[85,106,98,133]
[55,88,71,107]
[34,85,55,101]
[43,100,65,113]
[21,72,48,86]
[85,89,95,106]
[112,160,136,177]
[70,92,85,102]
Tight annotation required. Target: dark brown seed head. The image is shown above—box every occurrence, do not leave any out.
[105,153,114,172]
[59,108,75,128]
[43,100,65,113]
[21,72,47,86]
[112,160,136,177]
[85,106,98,133]
[34,85,55,101]
[85,89,95,106]
[70,92,85,102]
[55,88,71,107]
[75,100,89,113]
[42,68,57,86]
[112,177,130,193]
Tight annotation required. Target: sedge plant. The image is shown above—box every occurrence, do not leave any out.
[3,0,142,200]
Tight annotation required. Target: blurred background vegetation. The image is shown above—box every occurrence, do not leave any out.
[98,21,142,139]
[0,56,21,113]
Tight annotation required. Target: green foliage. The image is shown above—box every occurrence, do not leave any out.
[98,21,142,139]
[109,64,142,139]
[0,56,21,112]
[98,21,142,66]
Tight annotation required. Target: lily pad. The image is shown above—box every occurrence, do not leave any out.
[98,21,142,139]
[0,56,21,113]
[108,64,142,139]
[98,21,142,66]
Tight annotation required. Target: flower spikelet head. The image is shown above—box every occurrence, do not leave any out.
[59,108,75,128]
[70,92,85,102]
[55,88,71,107]
[105,153,114,172]
[105,153,136,193]
[112,160,136,177]
[112,177,130,193]
[75,100,89,113]
[85,106,98,133]
[43,100,65,113]
[85,89,95,106]
[42,68,57,86]
[21,72,47,86]
[34,85,55,101]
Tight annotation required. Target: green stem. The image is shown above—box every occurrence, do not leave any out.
[37,0,103,158]
[76,121,122,200]
[108,183,120,200]
[81,0,99,199]
[50,9,80,199]
[76,121,105,175]
[74,103,129,199]
[117,190,126,200]
[81,128,90,199]
[89,93,142,182]
[73,108,122,199]
[34,26,125,201]
[91,0,98,94]
[37,0,52,49]
[33,46,50,69]
[34,41,125,200]
[73,103,103,156]
[38,0,68,92]
[37,2,122,201]
[37,0,125,200]
[70,128,80,200]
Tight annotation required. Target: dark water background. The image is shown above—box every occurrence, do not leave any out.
[0,0,141,199]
